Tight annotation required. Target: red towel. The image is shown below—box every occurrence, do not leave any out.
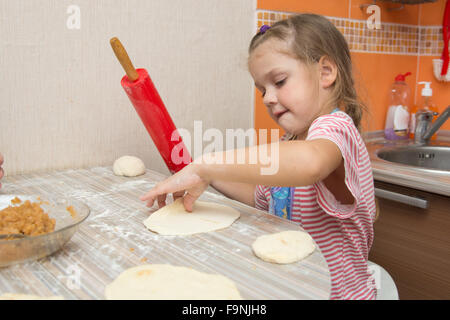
[441,0,450,76]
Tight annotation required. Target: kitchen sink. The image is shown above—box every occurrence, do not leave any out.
[376,145,450,171]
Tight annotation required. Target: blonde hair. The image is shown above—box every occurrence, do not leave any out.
[249,14,367,132]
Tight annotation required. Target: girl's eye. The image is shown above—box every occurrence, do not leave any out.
[275,79,286,87]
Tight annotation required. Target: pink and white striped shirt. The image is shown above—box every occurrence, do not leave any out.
[254,111,377,300]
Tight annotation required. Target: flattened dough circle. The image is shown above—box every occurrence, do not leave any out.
[0,293,64,300]
[143,198,240,236]
[252,230,315,264]
[104,264,242,300]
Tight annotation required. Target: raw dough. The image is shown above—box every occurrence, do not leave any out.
[143,198,240,235]
[113,155,146,177]
[104,264,242,300]
[0,293,63,300]
[252,230,315,264]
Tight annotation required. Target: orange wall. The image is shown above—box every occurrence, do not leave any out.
[255,0,450,138]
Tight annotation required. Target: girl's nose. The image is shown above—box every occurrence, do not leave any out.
[263,89,277,107]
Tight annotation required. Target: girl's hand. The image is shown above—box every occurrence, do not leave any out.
[0,153,4,188]
[139,163,210,212]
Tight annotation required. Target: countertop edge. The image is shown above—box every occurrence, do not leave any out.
[372,167,450,196]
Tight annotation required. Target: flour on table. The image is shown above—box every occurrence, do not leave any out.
[104,264,242,300]
[113,156,146,177]
[252,230,315,264]
[143,198,240,236]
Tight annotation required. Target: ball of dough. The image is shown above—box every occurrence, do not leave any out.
[113,156,146,177]
[252,230,315,264]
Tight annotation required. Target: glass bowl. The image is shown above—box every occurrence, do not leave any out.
[0,194,90,267]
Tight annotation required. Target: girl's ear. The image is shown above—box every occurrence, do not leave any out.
[318,56,337,89]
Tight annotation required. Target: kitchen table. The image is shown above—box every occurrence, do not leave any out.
[0,167,331,299]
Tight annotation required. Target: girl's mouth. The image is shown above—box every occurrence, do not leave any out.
[275,110,288,119]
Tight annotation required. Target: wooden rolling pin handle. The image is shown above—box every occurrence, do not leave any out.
[110,37,140,82]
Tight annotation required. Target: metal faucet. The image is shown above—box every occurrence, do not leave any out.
[414,106,450,144]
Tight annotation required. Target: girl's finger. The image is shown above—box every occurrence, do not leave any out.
[140,189,158,207]
[140,175,188,202]
[140,182,166,203]
[157,194,167,209]
[139,191,152,201]
[182,192,198,212]
[140,190,155,204]
[173,190,185,201]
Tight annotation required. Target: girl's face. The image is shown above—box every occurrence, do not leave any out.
[249,39,327,139]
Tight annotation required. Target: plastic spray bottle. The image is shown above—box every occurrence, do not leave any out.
[384,72,412,140]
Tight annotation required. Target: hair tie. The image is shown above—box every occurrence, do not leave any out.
[259,25,271,34]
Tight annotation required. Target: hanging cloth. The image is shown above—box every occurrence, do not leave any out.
[440,0,450,76]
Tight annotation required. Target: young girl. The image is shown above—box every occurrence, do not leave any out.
[140,14,377,300]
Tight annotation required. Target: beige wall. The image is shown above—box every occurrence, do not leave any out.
[0,0,255,176]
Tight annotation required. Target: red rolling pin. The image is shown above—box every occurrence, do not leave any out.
[110,37,192,174]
